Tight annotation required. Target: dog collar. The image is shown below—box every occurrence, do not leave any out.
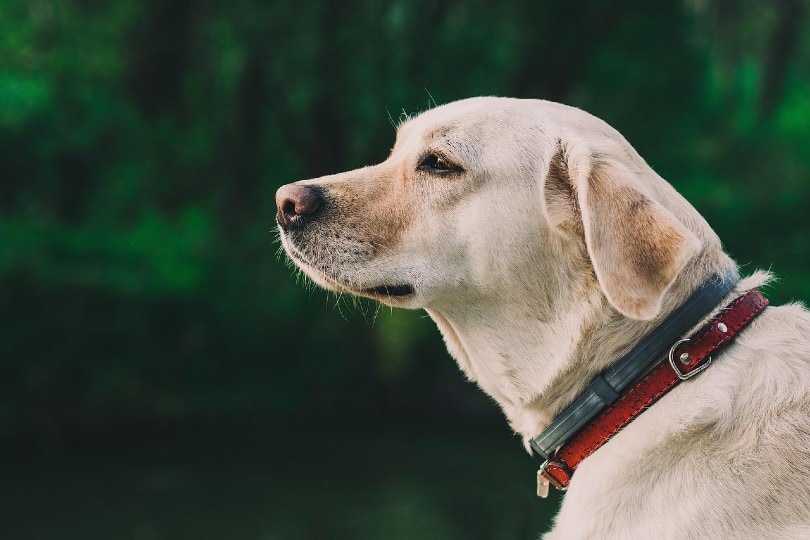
[531,275,769,497]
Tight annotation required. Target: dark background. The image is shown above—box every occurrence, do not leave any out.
[1,0,809,538]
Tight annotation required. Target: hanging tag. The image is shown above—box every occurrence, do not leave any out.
[536,469,550,498]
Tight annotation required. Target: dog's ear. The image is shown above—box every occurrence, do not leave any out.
[543,140,702,320]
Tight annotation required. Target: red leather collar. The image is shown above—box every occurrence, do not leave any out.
[539,288,769,493]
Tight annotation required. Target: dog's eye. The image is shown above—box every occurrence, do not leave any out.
[418,153,463,174]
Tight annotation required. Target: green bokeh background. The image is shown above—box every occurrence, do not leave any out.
[1,0,809,538]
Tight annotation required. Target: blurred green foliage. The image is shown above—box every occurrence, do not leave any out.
[1,0,809,438]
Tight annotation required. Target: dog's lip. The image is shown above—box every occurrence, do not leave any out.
[281,238,416,299]
[362,284,415,298]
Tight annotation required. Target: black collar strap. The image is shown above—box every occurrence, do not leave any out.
[529,273,739,460]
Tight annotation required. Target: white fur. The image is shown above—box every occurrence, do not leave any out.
[278,97,810,538]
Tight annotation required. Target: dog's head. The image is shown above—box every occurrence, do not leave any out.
[277,97,717,321]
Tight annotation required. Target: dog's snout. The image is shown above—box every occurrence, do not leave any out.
[276,184,323,229]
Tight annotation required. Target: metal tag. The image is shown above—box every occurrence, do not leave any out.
[536,469,550,498]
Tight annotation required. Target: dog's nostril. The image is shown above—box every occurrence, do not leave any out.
[276,183,324,228]
[281,198,297,218]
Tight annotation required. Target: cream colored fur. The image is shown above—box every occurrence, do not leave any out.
[277,97,810,539]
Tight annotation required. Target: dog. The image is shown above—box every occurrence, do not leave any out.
[276,97,810,539]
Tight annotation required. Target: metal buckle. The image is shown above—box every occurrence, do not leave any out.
[537,458,569,498]
[668,338,712,380]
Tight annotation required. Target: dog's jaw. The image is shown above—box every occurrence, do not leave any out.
[279,228,424,309]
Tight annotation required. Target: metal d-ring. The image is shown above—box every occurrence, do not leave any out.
[668,338,712,380]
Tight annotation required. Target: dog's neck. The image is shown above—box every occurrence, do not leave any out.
[425,251,739,449]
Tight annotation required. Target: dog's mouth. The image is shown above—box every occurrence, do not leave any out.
[362,284,415,298]
[280,236,417,301]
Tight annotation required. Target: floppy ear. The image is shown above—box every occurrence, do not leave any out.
[544,141,702,320]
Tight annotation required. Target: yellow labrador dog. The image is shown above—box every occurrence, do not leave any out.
[276,97,810,539]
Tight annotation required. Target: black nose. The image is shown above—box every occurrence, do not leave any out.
[275,184,324,229]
